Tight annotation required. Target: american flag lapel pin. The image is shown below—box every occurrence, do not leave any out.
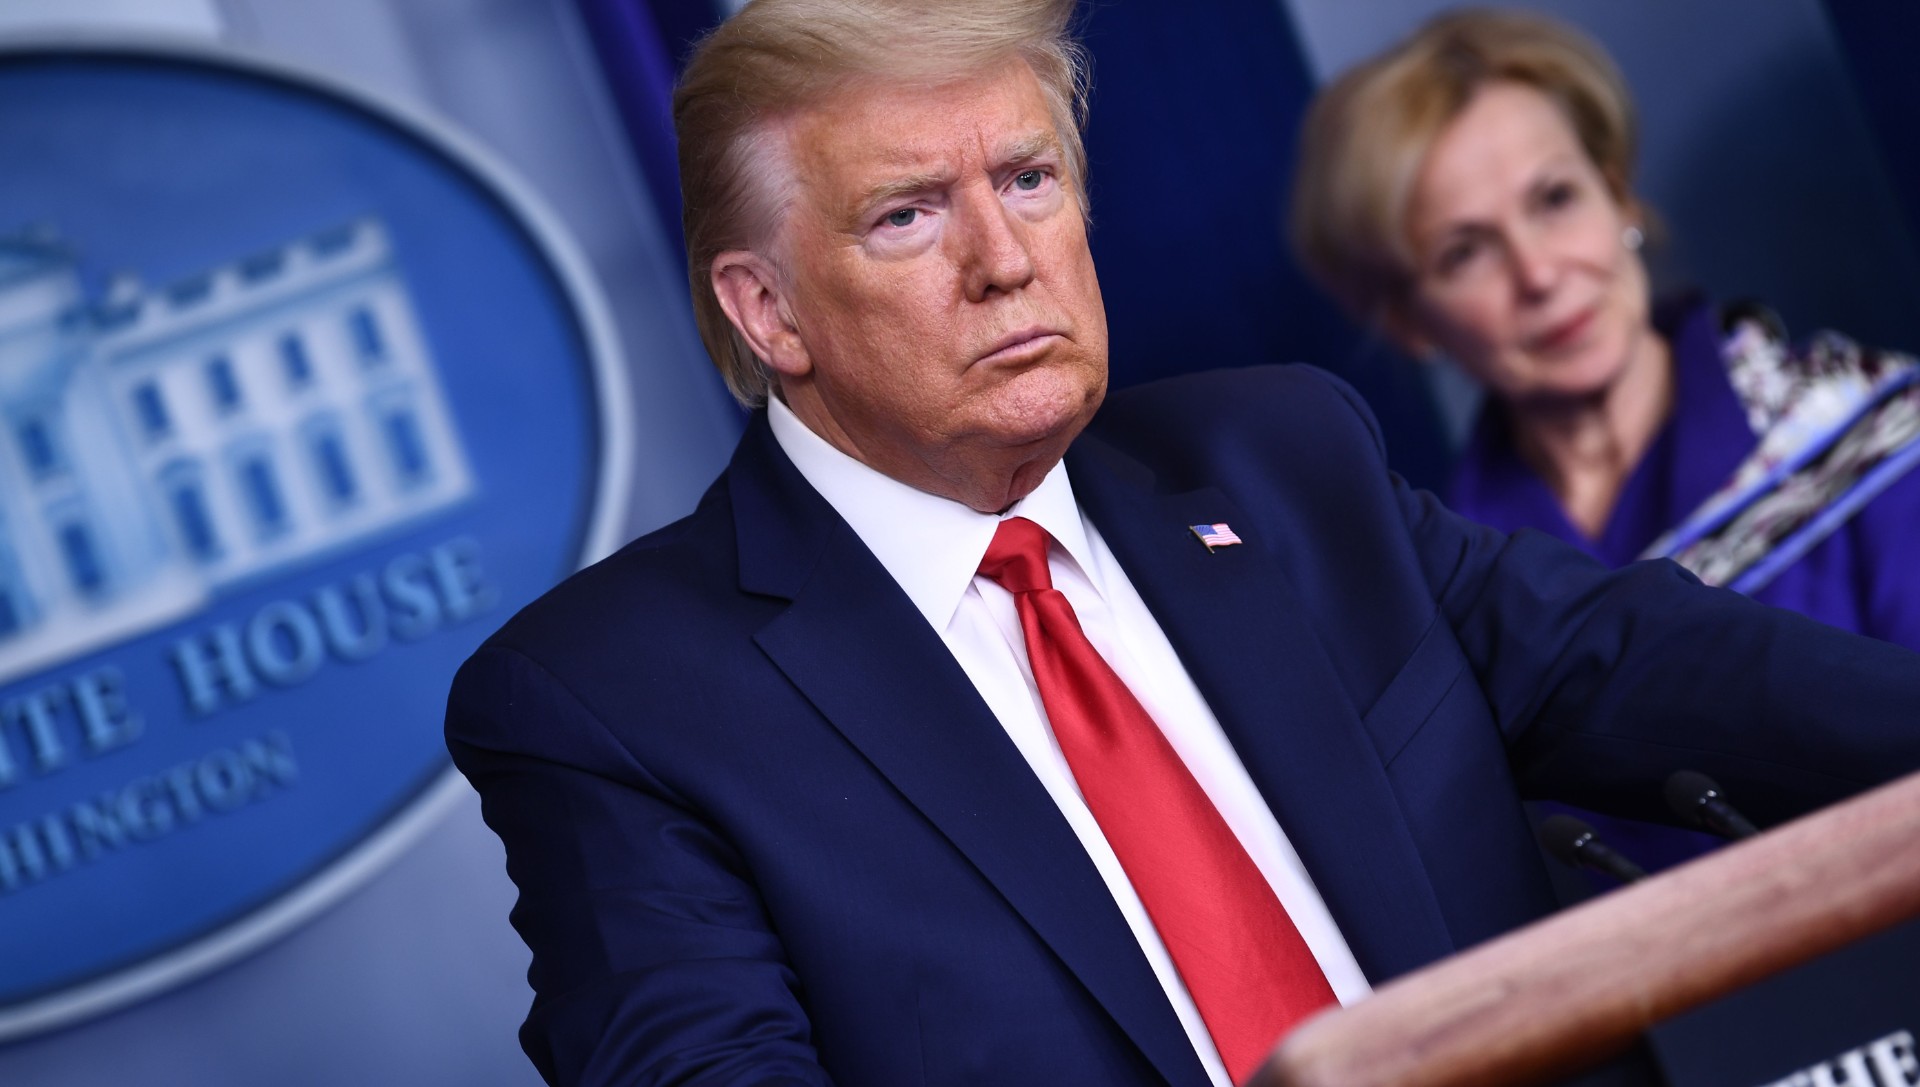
[1189,522,1243,552]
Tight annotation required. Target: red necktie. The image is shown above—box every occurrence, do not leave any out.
[977,516,1335,1082]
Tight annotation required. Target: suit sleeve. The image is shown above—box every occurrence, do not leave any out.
[1316,368,1920,828]
[446,644,833,1087]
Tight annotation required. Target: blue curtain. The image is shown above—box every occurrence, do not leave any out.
[1072,3,1448,488]
[1825,0,1920,282]
[572,0,722,268]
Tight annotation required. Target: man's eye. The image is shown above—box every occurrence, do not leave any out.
[1013,169,1045,191]
[885,208,919,228]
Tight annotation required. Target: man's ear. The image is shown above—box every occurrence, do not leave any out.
[711,251,810,378]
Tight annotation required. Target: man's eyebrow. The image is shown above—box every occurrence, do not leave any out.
[997,131,1061,168]
[854,170,953,219]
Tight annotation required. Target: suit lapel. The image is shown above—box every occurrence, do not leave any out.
[1067,439,1457,984]
[729,418,1209,1087]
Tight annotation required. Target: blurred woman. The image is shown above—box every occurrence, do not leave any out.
[1290,7,1920,654]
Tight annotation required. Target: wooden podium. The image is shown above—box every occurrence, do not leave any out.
[1254,771,1920,1087]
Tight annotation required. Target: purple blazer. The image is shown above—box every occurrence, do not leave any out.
[1450,298,1920,872]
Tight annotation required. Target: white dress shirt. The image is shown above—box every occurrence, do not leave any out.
[768,398,1371,1086]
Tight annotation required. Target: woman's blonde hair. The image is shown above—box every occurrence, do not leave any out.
[1290,7,1637,323]
[674,0,1090,406]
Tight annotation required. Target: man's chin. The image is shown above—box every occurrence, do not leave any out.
[983,367,1105,442]
[981,404,1098,459]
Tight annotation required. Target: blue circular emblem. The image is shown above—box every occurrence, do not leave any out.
[0,39,629,1036]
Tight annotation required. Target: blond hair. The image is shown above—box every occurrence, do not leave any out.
[674,0,1090,406]
[1290,7,1637,322]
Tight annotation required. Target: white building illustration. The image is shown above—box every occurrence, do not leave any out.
[0,219,473,685]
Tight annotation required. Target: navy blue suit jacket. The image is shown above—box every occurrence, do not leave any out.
[446,366,1920,1087]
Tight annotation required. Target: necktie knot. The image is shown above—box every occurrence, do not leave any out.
[978,516,1053,594]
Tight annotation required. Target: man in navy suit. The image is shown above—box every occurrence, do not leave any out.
[444,1,1920,1084]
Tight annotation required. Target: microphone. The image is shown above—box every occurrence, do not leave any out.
[1536,814,1649,884]
[1665,770,1761,841]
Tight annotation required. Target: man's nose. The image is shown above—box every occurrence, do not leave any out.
[954,187,1037,302]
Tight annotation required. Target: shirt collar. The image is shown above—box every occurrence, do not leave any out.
[767,395,1099,631]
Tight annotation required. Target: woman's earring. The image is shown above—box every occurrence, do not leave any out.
[1622,225,1645,251]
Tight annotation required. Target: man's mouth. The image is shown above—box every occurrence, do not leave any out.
[978,326,1067,365]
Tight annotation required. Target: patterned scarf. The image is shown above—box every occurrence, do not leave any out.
[1640,308,1920,592]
